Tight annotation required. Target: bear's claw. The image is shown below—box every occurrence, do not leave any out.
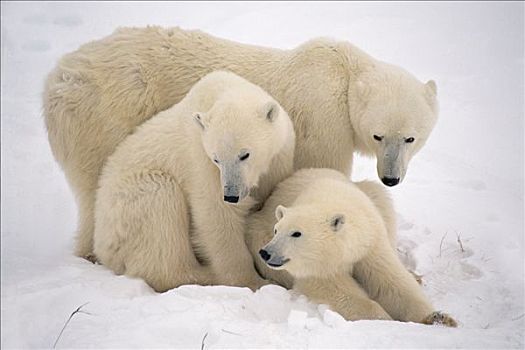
[84,254,99,264]
[422,311,458,327]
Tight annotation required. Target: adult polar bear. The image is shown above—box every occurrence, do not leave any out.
[44,26,438,259]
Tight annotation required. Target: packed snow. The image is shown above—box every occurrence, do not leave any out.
[1,2,523,349]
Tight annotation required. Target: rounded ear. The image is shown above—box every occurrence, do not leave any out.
[193,112,207,130]
[261,101,279,122]
[424,80,438,107]
[330,214,345,232]
[425,80,437,97]
[275,205,287,221]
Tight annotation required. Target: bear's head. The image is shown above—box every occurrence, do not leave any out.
[349,63,438,187]
[194,93,292,204]
[259,181,382,278]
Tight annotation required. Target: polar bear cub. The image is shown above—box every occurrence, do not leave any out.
[93,71,295,292]
[251,169,456,325]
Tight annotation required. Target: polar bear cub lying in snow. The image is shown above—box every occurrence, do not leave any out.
[249,168,456,326]
[93,71,295,292]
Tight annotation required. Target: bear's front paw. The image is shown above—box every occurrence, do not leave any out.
[422,311,458,327]
[247,277,271,291]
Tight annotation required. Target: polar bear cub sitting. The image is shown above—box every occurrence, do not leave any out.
[94,71,295,292]
[255,169,456,326]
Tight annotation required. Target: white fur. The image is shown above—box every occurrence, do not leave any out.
[93,71,295,292]
[247,169,453,323]
[43,26,438,258]
[348,62,438,185]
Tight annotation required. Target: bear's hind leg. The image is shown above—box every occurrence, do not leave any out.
[73,188,98,262]
[95,170,215,292]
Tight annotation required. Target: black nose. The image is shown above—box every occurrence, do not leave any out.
[259,249,271,261]
[381,177,400,187]
[224,195,239,203]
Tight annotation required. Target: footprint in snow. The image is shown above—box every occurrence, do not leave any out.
[459,261,483,280]
[397,238,418,272]
[398,220,415,231]
[437,236,483,280]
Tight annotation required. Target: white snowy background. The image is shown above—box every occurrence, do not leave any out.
[1,2,524,349]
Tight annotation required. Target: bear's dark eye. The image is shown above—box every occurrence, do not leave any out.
[373,135,383,141]
[274,229,277,235]
[405,137,415,143]
[213,159,219,164]
[291,231,302,238]
[239,153,250,161]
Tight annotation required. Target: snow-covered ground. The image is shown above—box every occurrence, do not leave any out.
[1,2,523,348]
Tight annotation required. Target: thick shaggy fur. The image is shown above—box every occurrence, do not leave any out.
[247,168,456,326]
[43,26,438,258]
[93,71,295,292]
